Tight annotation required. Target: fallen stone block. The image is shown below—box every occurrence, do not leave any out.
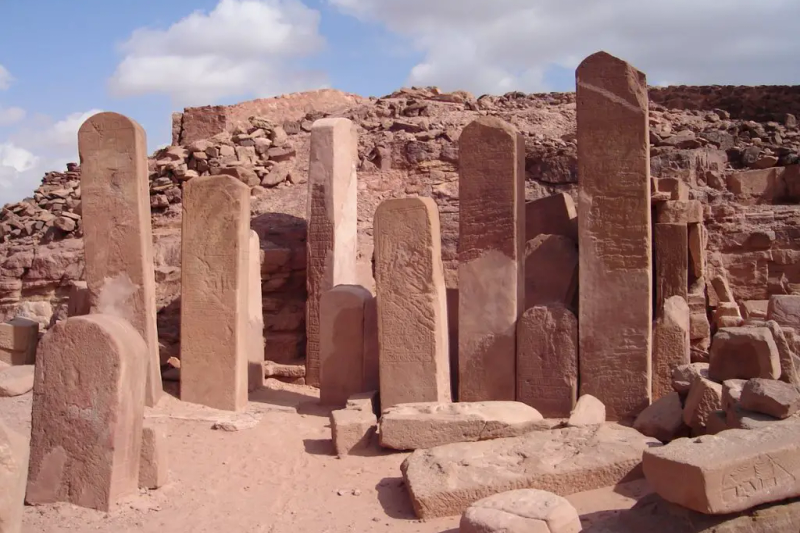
[721,379,746,412]
[740,378,800,419]
[330,407,377,457]
[567,394,606,427]
[766,321,800,386]
[0,318,38,366]
[672,363,709,395]
[710,275,735,304]
[741,300,769,320]
[767,295,800,330]
[67,281,91,317]
[0,365,34,397]
[401,423,658,519]
[726,403,781,430]
[643,423,800,514]
[0,418,28,533]
[705,410,730,435]
[139,422,168,490]
[379,401,546,451]
[460,489,582,533]
[683,377,723,430]
[633,392,689,443]
[709,327,780,382]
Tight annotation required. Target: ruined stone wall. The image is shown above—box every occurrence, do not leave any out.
[650,85,800,123]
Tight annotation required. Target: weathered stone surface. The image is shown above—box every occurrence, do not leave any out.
[568,394,606,427]
[0,318,38,366]
[705,410,730,435]
[458,116,524,402]
[709,327,781,382]
[577,52,652,422]
[672,363,710,395]
[26,315,147,511]
[401,423,658,519]
[767,295,800,330]
[181,175,250,412]
[460,490,582,533]
[643,423,800,514]
[319,285,370,407]
[0,418,27,533]
[726,403,781,430]
[362,294,379,392]
[78,112,162,407]
[0,365,34,397]
[710,275,735,304]
[741,300,769,320]
[375,197,450,408]
[67,281,90,317]
[653,296,691,400]
[247,231,265,392]
[379,401,545,451]
[524,235,578,310]
[525,193,578,242]
[139,422,168,490]
[516,305,577,418]
[766,320,800,386]
[634,392,689,442]
[740,378,800,419]
[722,379,746,412]
[683,377,723,429]
[656,200,703,224]
[688,223,706,279]
[655,224,688,312]
[330,397,377,457]
[306,118,358,387]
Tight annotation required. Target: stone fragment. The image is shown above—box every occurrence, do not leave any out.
[374,197,450,408]
[740,378,800,419]
[672,362,710,395]
[181,175,250,412]
[0,366,34,397]
[306,118,358,387]
[26,315,147,511]
[687,223,706,279]
[379,401,546,451]
[741,300,769,320]
[683,377,723,429]
[710,275,735,304]
[709,327,781,382]
[78,112,162,407]
[653,296,691,400]
[576,52,652,421]
[654,224,688,312]
[247,231,265,392]
[654,177,689,201]
[643,423,800,514]
[460,490,582,533]
[0,318,38,366]
[516,305,578,418]
[458,116,524,402]
[524,235,578,309]
[767,295,800,330]
[138,422,168,490]
[319,285,370,407]
[656,200,703,224]
[0,418,27,533]
[722,379,746,412]
[726,403,781,430]
[67,281,90,317]
[330,396,377,457]
[633,392,689,443]
[567,394,606,427]
[766,321,800,385]
[401,423,658,519]
[525,193,578,242]
[705,410,730,435]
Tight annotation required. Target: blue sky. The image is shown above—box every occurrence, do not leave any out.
[1,0,799,205]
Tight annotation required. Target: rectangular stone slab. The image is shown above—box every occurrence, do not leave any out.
[247,231,265,392]
[401,423,658,519]
[643,422,800,514]
[0,318,38,366]
[655,223,688,312]
[525,193,577,242]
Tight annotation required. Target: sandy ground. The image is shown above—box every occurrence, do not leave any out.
[0,380,649,533]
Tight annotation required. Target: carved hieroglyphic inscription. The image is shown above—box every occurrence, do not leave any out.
[722,455,795,504]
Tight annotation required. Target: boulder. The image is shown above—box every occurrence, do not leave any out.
[567,395,606,427]
[683,377,723,430]
[672,363,709,395]
[709,327,780,382]
[633,392,689,442]
[740,378,800,419]
[0,365,34,397]
[460,490,582,533]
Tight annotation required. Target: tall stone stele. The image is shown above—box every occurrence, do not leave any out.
[577,51,653,421]
[180,175,250,412]
[306,118,358,387]
[458,117,525,402]
[78,112,163,407]
[374,197,451,408]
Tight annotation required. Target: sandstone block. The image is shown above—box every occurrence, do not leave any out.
[722,379,746,412]
[690,311,711,342]
[768,295,800,330]
[379,401,545,451]
[766,321,800,385]
[0,418,28,533]
[577,52,652,421]
[643,423,800,514]
[247,231,265,392]
[0,366,34,397]
[374,197,450,407]
[139,422,168,490]
[740,378,800,419]
[460,490,582,533]
[672,363,709,395]
[742,300,769,320]
[633,392,689,443]
[79,112,162,407]
[683,377,723,429]
[710,275,735,304]
[688,223,706,279]
[516,305,578,418]
[656,200,703,224]
[362,295,379,392]
[655,224,688,312]
[709,327,781,382]
[330,405,377,457]
[67,281,90,317]
[726,403,781,430]
[567,394,606,427]
[524,235,578,310]
[402,423,658,519]
[653,296,691,400]
[705,410,730,435]
[525,193,578,242]
[0,318,38,366]
[306,118,358,387]
[654,177,689,201]
[26,315,147,511]
[459,116,524,402]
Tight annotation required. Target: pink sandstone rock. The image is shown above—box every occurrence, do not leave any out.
[567,394,606,427]
[26,315,147,512]
[740,378,800,419]
[524,235,578,310]
[576,51,652,422]
[525,193,577,242]
[0,365,34,397]
[460,490,582,533]
[319,285,371,407]
[401,423,657,519]
[672,362,710,395]
[66,281,90,317]
[78,112,162,407]
[458,116,524,402]
[656,200,703,224]
[767,295,800,330]
[683,377,723,430]
[0,318,38,366]
[633,392,689,443]
[330,393,377,457]
[765,321,800,385]
[374,197,450,408]
[742,300,769,319]
[722,379,746,412]
[709,327,781,382]
[688,223,707,280]
[643,423,800,514]
[305,118,358,387]
[653,296,691,401]
[0,418,27,533]
[379,401,546,451]
[181,175,250,412]
[361,295,379,392]
[705,410,730,435]
[138,422,168,490]
[247,231,265,392]
[516,305,578,418]
[654,224,688,312]
[710,275,735,304]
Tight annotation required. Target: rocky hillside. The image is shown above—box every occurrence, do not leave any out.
[1,86,799,365]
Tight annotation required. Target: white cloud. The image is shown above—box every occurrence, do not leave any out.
[109,0,327,106]
[330,0,800,94]
[0,106,25,126]
[0,64,12,91]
